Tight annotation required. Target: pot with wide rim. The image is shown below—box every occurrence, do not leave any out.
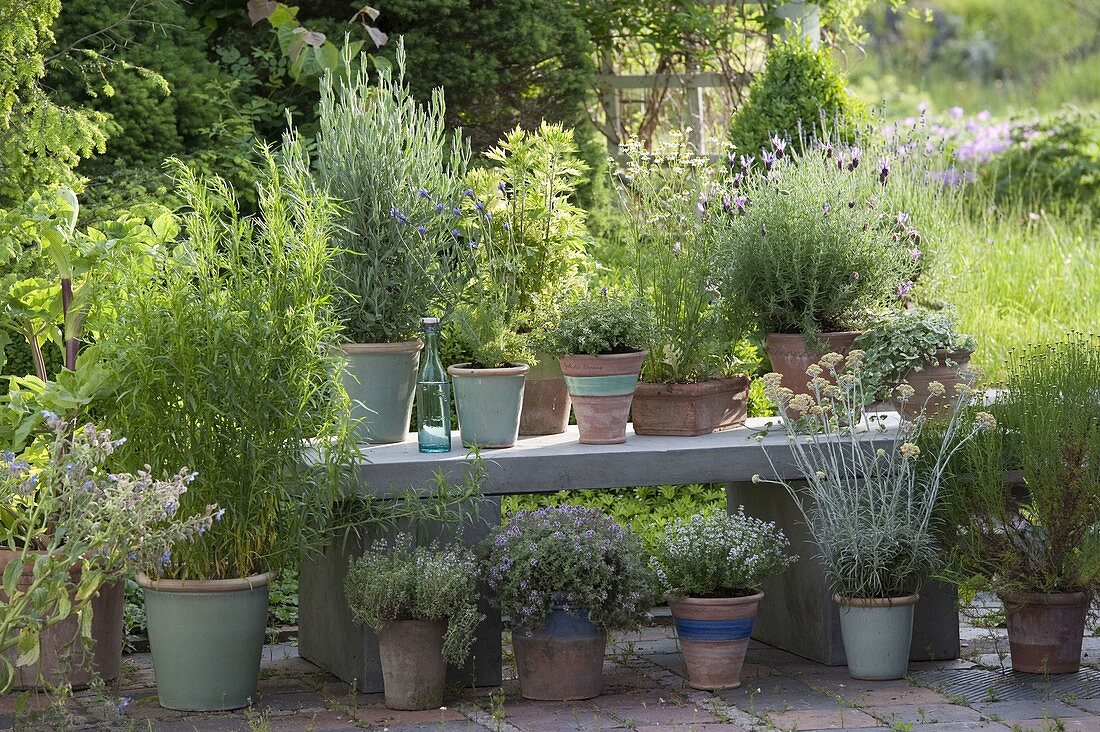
[632,376,750,436]
[765,331,860,398]
[512,606,606,701]
[559,350,648,445]
[519,356,571,436]
[1001,591,1087,674]
[669,590,763,690]
[341,340,423,444]
[834,594,919,680]
[448,363,529,449]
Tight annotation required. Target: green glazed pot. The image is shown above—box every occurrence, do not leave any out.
[448,363,529,449]
[342,341,423,444]
[835,594,918,680]
[139,572,273,711]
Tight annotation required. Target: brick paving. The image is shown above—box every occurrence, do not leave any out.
[6,599,1100,731]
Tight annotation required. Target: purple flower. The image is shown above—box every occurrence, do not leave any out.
[897,280,914,299]
[417,224,427,234]
[761,149,777,171]
[600,286,608,298]
[498,181,507,193]
[157,550,172,567]
[451,228,462,238]
[847,147,862,171]
[731,172,743,188]
[417,187,430,199]
[740,154,754,171]
[452,207,462,217]
[733,195,747,214]
[822,202,831,215]
[117,697,132,713]
[435,202,445,213]
[878,157,890,186]
[949,106,964,119]
[910,247,922,261]
[502,222,512,231]
[464,188,474,198]
[771,134,787,158]
[214,508,226,521]
[474,200,486,212]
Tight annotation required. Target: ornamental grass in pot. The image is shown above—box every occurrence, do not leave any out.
[944,334,1100,674]
[345,537,483,711]
[615,135,752,435]
[756,350,993,680]
[92,143,354,711]
[314,43,472,444]
[544,291,650,444]
[485,506,654,700]
[714,137,919,397]
[650,511,795,690]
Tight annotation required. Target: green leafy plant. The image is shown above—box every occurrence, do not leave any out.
[345,536,483,665]
[650,509,796,599]
[90,138,353,581]
[755,350,994,599]
[854,306,976,401]
[728,35,866,158]
[485,506,654,632]
[314,41,471,345]
[944,334,1100,595]
[542,289,650,357]
[616,133,748,382]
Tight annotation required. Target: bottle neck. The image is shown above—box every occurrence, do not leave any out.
[423,327,440,353]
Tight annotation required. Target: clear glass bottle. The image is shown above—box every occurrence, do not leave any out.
[416,317,452,453]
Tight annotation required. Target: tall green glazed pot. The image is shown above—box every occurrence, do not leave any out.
[342,341,423,444]
[448,363,529,448]
[138,572,273,711]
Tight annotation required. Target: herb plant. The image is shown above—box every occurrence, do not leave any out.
[755,350,995,599]
[485,506,654,632]
[345,536,483,665]
[650,509,796,599]
[91,140,353,581]
[542,289,650,357]
[315,42,472,344]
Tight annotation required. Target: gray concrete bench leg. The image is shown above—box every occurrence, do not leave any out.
[726,481,959,665]
[298,497,503,692]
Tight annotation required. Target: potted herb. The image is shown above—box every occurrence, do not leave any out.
[714,139,918,397]
[314,43,472,444]
[650,510,796,689]
[93,143,353,711]
[344,537,483,711]
[854,307,976,418]
[615,135,754,436]
[756,350,993,680]
[945,334,1100,674]
[485,506,654,700]
[544,290,650,444]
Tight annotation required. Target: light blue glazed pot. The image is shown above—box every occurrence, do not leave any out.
[342,341,422,444]
[448,363,529,449]
[836,594,918,680]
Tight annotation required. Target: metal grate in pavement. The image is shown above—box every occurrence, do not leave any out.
[910,667,1100,704]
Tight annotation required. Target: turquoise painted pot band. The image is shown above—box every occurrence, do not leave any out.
[563,374,638,397]
[674,617,754,642]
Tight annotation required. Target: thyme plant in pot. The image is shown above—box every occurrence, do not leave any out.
[544,291,650,444]
[345,537,482,710]
[616,135,753,435]
[756,350,993,680]
[944,334,1100,674]
[314,43,471,444]
[92,144,354,711]
[485,506,654,700]
[854,306,976,418]
[715,139,918,397]
[651,510,796,689]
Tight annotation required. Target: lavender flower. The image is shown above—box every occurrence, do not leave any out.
[762,149,777,171]
[878,157,890,186]
[897,280,914,299]
[417,187,430,199]
[417,224,427,235]
[771,134,787,158]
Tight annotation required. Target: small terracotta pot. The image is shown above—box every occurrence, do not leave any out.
[520,379,571,436]
[765,331,860,397]
[1001,591,1087,674]
[513,608,607,701]
[378,619,448,710]
[559,350,648,445]
[633,376,750,436]
[669,591,763,690]
[892,348,974,420]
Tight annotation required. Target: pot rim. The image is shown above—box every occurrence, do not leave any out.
[635,375,750,394]
[766,330,862,343]
[559,348,649,361]
[137,571,275,593]
[999,590,1088,606]
[448,362,530,377]
[341,340,423,355]
[834,593,920,608]
[669,589,764,606]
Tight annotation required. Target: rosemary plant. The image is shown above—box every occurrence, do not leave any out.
[754,350,994,599]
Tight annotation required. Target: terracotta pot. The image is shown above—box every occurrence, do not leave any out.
[519,380,571,436]
[1001,591,1087,674]
[559,350,648,445]
[448,363,529,449]
[835,594,918,680]
[765,331,860,397]
[341,340,422,444]
[513,608,607,700]
[633,376,750,436]
[378,619,448,710]
[669,591,762,690]
[892,347,974,420]
[0,550,124,691]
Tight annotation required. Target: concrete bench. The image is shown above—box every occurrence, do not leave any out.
[298,415,959,692]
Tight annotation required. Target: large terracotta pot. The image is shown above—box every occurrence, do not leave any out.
[835,594,918,680]
[377,619,447,710]
[519,357,571,436]
[892,347,974,420]
[0,550,124,691]
[765,331,860,397]
[1001,591,1087,674]
[448,363,529,449]
[341,341,423,444]
[633,376,750,436]
[513,608,607,701]
[669,591,762,690]
[559,350,648,445]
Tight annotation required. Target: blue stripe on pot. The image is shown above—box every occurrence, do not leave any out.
[563,374,639,397]
[674,617,755,642]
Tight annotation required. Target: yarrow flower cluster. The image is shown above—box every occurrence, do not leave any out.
[486,506,654,633]
[650,510,796,599]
